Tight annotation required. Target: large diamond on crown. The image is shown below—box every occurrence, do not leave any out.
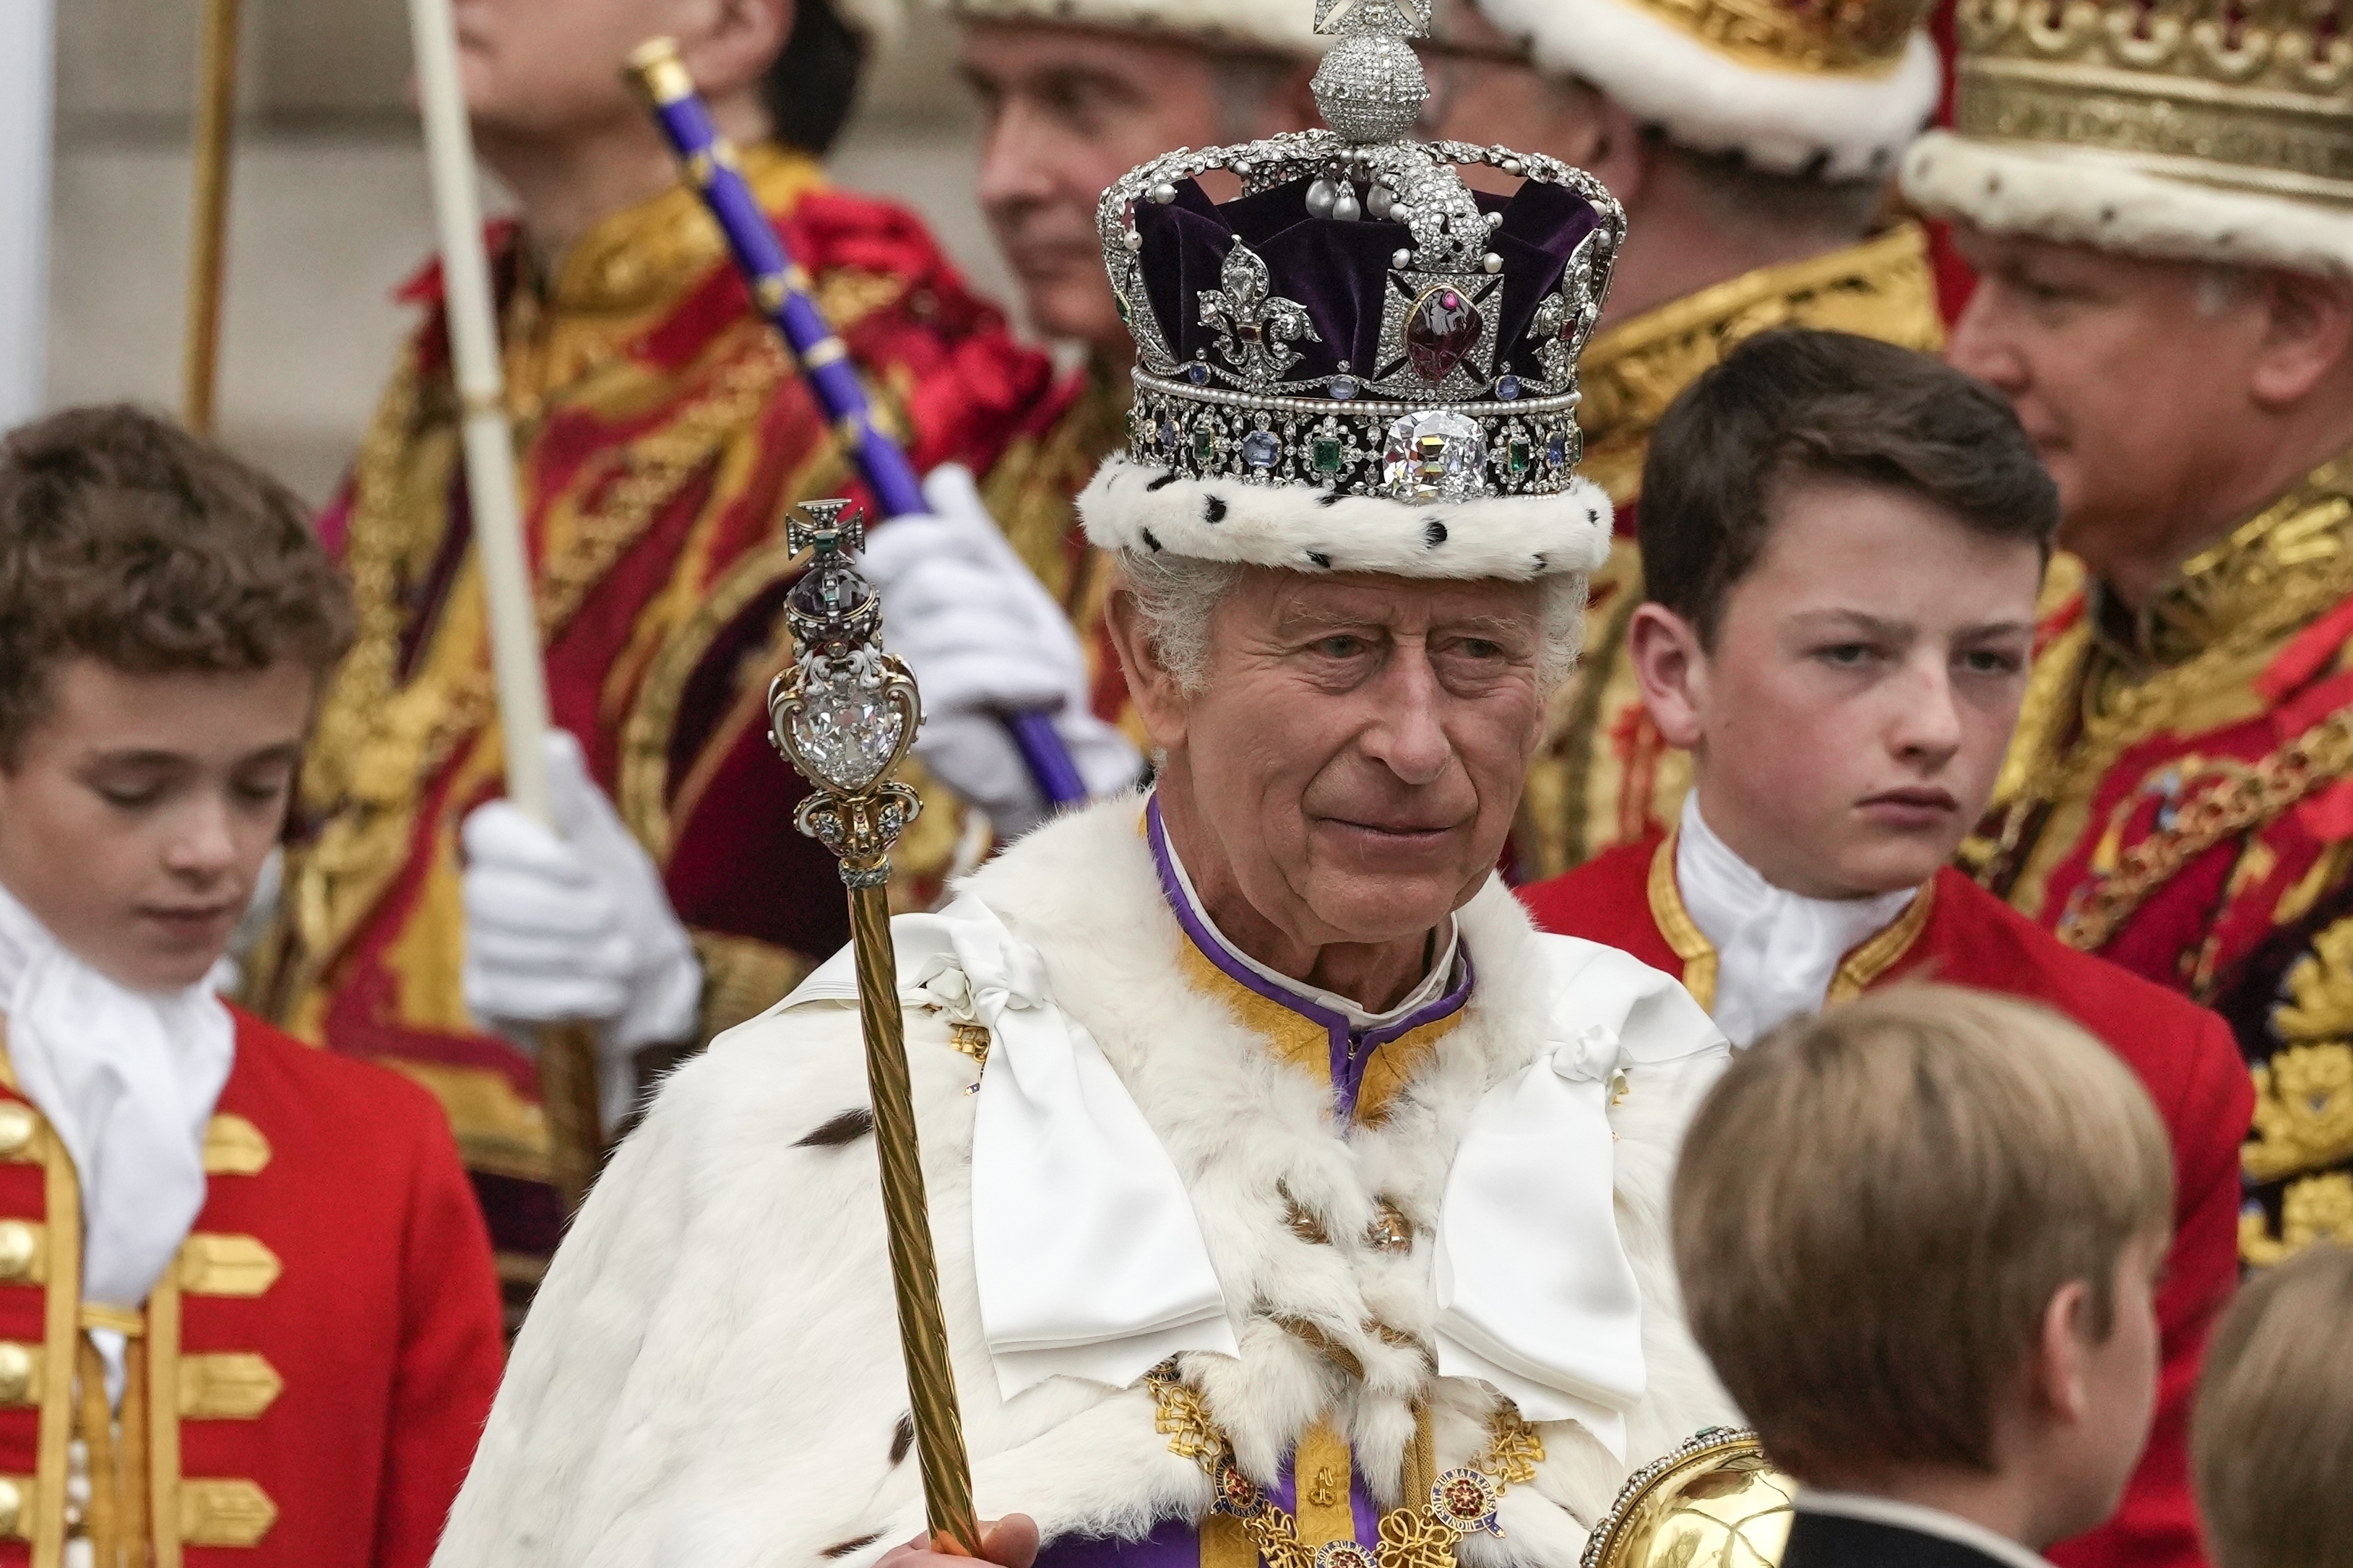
[1381,411,1488,501]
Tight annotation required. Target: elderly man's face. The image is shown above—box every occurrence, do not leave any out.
[1946,228,2275,577]
[1136,570,1548,950]
[960,22,1295,354]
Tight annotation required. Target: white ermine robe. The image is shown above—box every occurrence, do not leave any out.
[434,797,1736,1568]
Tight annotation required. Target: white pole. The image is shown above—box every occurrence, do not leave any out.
[405,0,607,1195]
[0,0,54,428]
[402,0,552,825]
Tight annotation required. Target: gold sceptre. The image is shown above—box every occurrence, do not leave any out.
[767,499,983,1557]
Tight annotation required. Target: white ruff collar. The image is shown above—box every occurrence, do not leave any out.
[1675,796,1916,1048]
[0,882,233,1311]
[780,833,1724,1459]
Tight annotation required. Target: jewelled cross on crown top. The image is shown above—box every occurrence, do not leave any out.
[787,497,866,558]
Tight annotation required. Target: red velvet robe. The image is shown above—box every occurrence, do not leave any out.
[1521,841,2253,1568]
[0,1005,504,1567]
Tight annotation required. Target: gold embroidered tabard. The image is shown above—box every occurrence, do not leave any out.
[982,360,1142,746]
[1974,451,2353,929]
[1969,449,2353,1266]
[1516,225,1946,883]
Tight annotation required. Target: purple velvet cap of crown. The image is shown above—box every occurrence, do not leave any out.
[1133,173,1601,396]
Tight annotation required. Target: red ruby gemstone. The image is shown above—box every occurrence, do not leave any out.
[1405,286,1481,383]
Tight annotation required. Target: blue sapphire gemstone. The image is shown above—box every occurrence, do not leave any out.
[1546,432,1569,468]
[1329,376,1357,401]
[1157,417,1180,453]
[1495,374,1521,401]
[1240,430,1281,468]
[1186,362,1211,386]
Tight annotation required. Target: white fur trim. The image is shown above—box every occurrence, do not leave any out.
[1901,131,2353,280]
[1079,456,1612,580]
[433,797,1735,1568]
[1476,0,1938,179]
[944,0,1326,55]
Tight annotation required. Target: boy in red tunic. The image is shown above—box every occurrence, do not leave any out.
[1519,330,2252,1568]
[0,409,503,1567]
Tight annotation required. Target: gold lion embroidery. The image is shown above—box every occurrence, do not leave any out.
[2245,1043,2353,1184]
[2241,1172,2353,1268]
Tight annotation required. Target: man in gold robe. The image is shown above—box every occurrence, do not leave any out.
[254,0,1096,1317]
[1407,0,1950,880]
[953,0,1321,739]
[1905,0,2353,1268]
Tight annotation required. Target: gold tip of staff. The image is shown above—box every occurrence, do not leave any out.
[623,36,696,105]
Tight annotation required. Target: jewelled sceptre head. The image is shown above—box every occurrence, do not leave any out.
[767,500,982,1556]
[769,500,925,887]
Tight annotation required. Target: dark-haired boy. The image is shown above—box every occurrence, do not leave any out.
[0,407,502,1565]
[1521,330,2251,1568]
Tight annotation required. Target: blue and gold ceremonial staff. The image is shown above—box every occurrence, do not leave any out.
[768,498,983,1557]
[625,38,1089,811]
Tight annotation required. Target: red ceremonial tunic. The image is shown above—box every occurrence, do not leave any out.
[0,1005,503,1567]
[1974,456,2353,1270]
[251,145,1057,1310]
[1521,839,2253,1568]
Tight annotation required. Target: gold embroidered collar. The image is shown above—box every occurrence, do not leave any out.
[1646,830,1935,1013]
[2087,450,2353,676]
[1574,223,1944,503]
[501,143,826,412]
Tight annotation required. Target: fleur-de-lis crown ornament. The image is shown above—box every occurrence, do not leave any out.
[768,501,923,887]
[1093,0,1625,514]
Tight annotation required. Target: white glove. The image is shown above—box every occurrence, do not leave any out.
[858,464,1144,837]
[461,731,701,1129]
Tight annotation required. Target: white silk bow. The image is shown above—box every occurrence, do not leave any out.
[780,894,1237,1403]
[777,900,1727,1448]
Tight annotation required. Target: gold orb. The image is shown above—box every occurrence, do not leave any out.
[1581,1428,1796,1568]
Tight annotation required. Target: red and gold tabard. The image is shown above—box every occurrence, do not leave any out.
[1521,843,2253,1568]
[1513,224,1946,883]
[0,1008,503,1567]
[250,144,1056,1309]
[982,356,1143,745]
[1974,451,2353,1270]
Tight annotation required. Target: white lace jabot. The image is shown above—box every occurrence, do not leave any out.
[1674,796,1917,1047]
[0,883,233,1321]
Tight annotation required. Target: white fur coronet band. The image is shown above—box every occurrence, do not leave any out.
[1903,131,2353,279]
[1079,454,1614,580]
[1475,0,1940,181]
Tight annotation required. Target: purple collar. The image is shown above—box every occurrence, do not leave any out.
[1145,796,1472,1122]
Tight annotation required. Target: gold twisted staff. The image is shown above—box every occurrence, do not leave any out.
[768,500,982,1556]
[182,0,241,434]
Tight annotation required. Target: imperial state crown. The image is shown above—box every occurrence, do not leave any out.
[1904,0,2353,275]
[1076,0,1623,581]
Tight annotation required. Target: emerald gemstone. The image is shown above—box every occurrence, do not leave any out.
[1193,425,1217,464]
[1311,436,1344,473]
[1507,437,1532,476]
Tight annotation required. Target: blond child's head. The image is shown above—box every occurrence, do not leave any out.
[1672,984,2175,1547]
[0,407,353,990]
[2193,1243,2353,1568]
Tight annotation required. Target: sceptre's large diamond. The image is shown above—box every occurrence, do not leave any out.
[787,666,904,792]
[1381,410,1487,501]
[1404,286,1481,383]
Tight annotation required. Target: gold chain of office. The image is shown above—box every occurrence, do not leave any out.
[2058,699,2353,953]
